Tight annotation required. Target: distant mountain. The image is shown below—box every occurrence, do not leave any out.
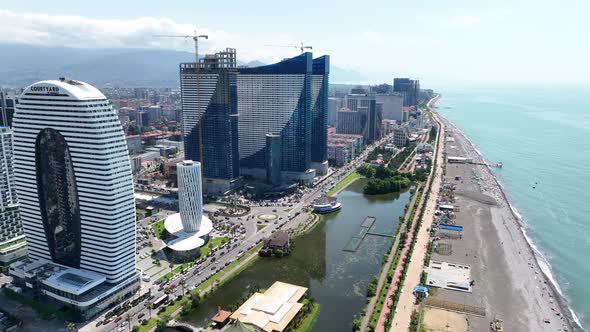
[0,43,363,87]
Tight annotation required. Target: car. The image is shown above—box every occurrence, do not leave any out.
[138,313,145,319]
[95,321,102,327]
[114,316,122,323]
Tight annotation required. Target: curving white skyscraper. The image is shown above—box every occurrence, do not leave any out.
[177,160,203,232]
[12,79,136,284]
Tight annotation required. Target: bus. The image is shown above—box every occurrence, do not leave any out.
[152,294,169,308]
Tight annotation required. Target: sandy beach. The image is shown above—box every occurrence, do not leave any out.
[429,111,582,332]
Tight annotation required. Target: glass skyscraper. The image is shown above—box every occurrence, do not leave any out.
[180,49,241,194]
[311,56,330,175]
[181,50,330,188]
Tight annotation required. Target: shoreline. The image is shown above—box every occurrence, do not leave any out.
[436,111,584,331]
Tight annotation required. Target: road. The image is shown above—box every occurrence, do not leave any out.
[80,133,394,332]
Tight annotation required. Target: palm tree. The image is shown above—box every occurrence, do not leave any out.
[126,314,131,332]
[147,303,154,319]
[66,322,76,331]
[179,278,186,295]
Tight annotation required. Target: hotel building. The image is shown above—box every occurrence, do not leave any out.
[9,79,139,319]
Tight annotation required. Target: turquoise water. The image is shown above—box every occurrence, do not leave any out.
[436,87,589,329]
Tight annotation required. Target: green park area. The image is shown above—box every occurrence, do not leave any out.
[327,170,361,196]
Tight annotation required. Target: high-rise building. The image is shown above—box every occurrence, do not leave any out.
[0,127,26,270]
[0,91,16,127]
[177,161,203,232]
[310,56,330,176]
[376,93,405,122]
[163,160,212,259]
[336,108,364,136]
[10,79,139,319]
[327,97,340,127]
[344,93,380,143]
[237,53,315,184]
[182,50,329,188]
[393,78,420,106]
[265,134,282,186]
[180,48,241,195]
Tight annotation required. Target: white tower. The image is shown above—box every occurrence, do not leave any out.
[177,160,203,232]
[13,79,136,283]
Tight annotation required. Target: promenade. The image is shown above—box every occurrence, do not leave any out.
[388,104,445,331]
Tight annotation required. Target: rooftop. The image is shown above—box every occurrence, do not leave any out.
[164,213,213,251]
[230,281,308,332]
[212,310,233,323]
[23,79,105,100]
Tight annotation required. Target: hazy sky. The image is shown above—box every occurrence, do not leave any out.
[1,0,589,86]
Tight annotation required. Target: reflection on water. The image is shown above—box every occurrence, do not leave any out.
[183,179,410,331]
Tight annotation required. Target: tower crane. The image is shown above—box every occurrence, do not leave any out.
[154,31,208,167]
[265,42,312,53]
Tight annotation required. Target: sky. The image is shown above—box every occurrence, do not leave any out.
[1,0,589,86]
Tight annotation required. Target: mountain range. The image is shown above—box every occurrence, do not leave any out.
[0,43,364,88]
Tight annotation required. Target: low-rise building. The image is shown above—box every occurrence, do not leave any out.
[229,281,308,332]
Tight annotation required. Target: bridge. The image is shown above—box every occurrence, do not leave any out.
[344,217,393,251]
[167,320,200,331]
[365,231,393,238]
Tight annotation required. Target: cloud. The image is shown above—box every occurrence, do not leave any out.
[0,9,303,63]
[445,15,481,28]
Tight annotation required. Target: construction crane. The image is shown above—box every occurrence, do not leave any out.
[265,42,312,53]
[154,31,208,167]
[154,31,208,64]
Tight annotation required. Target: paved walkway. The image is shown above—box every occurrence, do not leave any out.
[359,184,422,331]
[374,98,444,332]
[389,101,446,331]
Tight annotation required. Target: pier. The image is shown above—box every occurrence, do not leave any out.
[343,216,393,252]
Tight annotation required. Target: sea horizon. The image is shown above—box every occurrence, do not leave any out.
[436,86,589,330]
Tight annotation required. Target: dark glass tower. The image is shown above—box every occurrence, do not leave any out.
[265,134,282,186]
[180,49,240,182]
[237,53,313,174]
[311,56,329,167]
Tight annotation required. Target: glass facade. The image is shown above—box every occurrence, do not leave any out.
[36,128,81,268]
[181,61,240,180]
[238,53,313,173]
[265,134,282,186]
[311,56,330,163]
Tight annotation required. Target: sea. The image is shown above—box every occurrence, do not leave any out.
[435,86,589,330]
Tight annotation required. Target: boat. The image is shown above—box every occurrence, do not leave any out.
[313,196,342,214]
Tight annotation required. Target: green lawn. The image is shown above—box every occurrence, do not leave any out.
[328,170,361,196]
[292,300,320,332]
[136,208,148,216]
[137,318,158,332]
[195,242,263,293]
[199,236,229,258]
[256,224,267,232]
[150,219,166,239]
[159,237,229,281]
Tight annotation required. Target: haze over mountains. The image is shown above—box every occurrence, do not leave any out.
[0,43,364,88]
